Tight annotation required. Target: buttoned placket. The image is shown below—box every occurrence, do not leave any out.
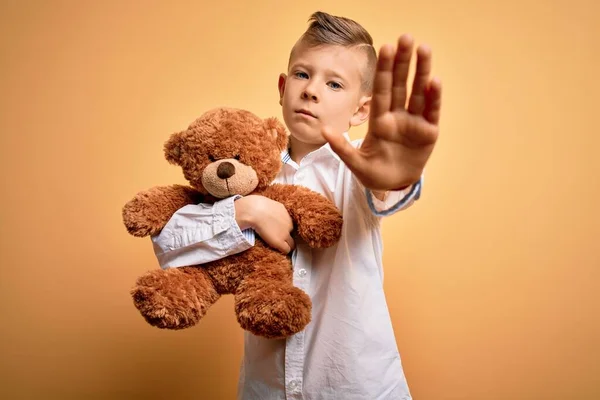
[284,154,313,400]
[284,241,312,400]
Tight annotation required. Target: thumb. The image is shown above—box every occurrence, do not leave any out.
[322,127,364,172]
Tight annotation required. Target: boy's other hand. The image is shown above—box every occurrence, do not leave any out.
[235,195,295,254]
[323,34,442,191]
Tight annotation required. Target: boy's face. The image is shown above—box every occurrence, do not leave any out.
[278,42,371,148]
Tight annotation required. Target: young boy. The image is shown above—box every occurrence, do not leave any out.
[152,11,441,400]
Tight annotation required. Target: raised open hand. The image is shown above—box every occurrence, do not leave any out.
[323,34,442,191]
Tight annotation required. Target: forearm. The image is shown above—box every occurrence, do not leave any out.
[152,196,254,269]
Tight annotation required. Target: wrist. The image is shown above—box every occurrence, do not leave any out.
[391,185,410,191]
[234,196,255,230]
[392,174,423,191]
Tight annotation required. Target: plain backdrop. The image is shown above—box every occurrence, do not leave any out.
[1,0,598,399]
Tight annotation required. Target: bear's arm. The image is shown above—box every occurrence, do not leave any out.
[259,184,343,249]
[122,184,204,237]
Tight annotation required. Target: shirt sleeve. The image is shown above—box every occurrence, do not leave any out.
[366,174,424,217]
[151,195,256,269]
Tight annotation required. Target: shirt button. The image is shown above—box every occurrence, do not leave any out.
[297,268,307,277]
[296,171,305,181]
[289,379,301,391]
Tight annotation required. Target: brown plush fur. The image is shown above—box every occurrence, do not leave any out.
[122,108,343,339]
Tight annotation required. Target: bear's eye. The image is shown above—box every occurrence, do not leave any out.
[208,155,216,162]
[234,155,240,161]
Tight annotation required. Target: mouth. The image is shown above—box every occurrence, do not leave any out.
[295,109,317,119]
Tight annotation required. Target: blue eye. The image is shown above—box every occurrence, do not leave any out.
[295,71,308,79]
[328,81,342,90]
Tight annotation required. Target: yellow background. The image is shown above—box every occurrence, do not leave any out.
[1,0,598,399]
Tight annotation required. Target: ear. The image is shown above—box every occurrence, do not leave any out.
[278,73,287,106]
[264,117,288,151]
[349,95,371,127]
[163,130,186,165]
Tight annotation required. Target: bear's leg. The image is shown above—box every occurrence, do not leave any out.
[131,266,220,330]
[234,260,312,339]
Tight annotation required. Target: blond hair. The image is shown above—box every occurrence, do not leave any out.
[290,11,377,93]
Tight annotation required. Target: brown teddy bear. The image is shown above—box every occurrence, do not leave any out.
[122,107,343,339]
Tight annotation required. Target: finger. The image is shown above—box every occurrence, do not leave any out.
[370,43,395,119]
[423,77,442,125]
[322,126,366,174]
[285,235,296,251]
[407,45,432,116]
[276,240,292,255]
[391,34,414,111]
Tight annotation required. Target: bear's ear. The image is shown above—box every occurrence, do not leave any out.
[263,117,289,152]
[164,130,186,165]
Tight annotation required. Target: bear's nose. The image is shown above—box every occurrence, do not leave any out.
[217,161,236,179]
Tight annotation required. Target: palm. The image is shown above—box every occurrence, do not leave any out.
[324,35,442,191]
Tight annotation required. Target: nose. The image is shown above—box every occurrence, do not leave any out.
[217,161,235,179]
[301,84,319,102]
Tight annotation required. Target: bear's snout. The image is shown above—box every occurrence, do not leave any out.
[217,161,235,179]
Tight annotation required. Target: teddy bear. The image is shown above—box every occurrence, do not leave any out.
[122,107,343,339]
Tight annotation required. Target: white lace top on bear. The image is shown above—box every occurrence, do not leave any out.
[151,136,422,400]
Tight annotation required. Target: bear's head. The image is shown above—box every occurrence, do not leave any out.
[164,108,289,198]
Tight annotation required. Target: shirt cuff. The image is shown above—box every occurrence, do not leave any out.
[151,195,256,269]
[366,176,423,217]
[215,195,255,247]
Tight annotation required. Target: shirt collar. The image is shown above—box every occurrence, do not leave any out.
[280,132,350,165]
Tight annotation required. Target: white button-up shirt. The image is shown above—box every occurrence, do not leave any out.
[152,136,422,400]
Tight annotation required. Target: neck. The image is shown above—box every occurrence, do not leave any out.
[288,135,323,164]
